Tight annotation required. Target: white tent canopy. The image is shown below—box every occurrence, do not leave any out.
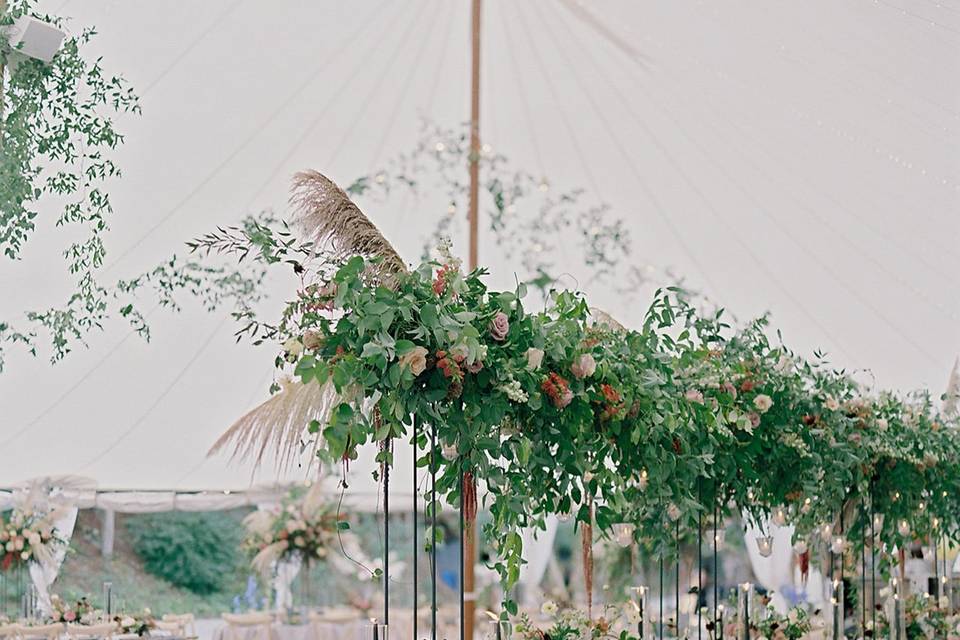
[0,0,957,493]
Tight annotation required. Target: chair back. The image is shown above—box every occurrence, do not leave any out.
[157,614,196,638]
[220,613,272,640]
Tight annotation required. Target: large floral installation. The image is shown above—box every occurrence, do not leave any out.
[242,484,343,576]
[198,172,960,615]
[0,505,61,571]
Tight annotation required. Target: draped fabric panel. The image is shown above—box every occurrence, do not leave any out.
[743,520,796,613]
[519,515,559,592]
[273,557,302,611]
[29,506,78,615]
[744,519,828,612]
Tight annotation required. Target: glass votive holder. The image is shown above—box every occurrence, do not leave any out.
[756,535,774,558]
[613,522,636,547]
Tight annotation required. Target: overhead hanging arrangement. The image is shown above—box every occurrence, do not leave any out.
[196,172,960,620]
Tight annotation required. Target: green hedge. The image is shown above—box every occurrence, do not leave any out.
[127,512,243,595]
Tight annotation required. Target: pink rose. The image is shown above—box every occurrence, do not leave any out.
[570,353,597,379]
[747,412,761,428]
[65,612,76,622]
[685,389,704,404]
[490,312,510,341]
[721,381,737,399]
[466,360,483,374]
[557,388,574,409]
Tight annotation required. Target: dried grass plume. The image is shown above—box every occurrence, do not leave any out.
[208,377,337,471]
[290,170,407,280]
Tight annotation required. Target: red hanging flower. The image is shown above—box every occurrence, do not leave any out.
[542,372,573,409]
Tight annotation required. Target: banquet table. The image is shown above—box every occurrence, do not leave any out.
[211,621,365,640]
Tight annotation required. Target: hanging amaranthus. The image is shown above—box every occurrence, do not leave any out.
[582,496,594,619]
[462,471,477,524]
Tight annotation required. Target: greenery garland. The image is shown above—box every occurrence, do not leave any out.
[197,181,960,615]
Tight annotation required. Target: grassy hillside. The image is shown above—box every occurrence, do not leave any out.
[55,509,251,616]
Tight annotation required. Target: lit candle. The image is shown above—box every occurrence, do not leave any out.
[829,579,844,640]
[771,506,787,527]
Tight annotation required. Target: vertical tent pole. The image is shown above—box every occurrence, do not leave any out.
[464,2,482,637]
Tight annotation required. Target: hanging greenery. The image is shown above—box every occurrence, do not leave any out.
[0,1,265,370]
[197,172,960,616]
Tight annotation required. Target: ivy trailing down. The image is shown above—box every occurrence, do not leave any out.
[198,172,960,614]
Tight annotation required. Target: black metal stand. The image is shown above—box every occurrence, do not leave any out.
[413,418,419,640]
[431,421,438,640]
[870,493,876,635]
[659,552,664,640]
[384,439,390,628]
[860,499,866,636]
[675,521,680,637]
[698,480,702,640]
[713,484,719,638]
[459,464,465,640]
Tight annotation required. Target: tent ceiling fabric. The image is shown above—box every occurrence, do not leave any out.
[1,0,957,491]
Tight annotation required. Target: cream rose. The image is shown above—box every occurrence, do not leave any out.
[525,348,544,370]
[753,394,773,413]
[398,346,429,376]
[283,337,303,358]
[571,353,596,379]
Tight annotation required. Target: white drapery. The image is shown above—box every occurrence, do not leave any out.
[273,557,302,611]
[744,519,826,612]
[0,480,82,615]
[28,506,78,614]
[519,515,559,593]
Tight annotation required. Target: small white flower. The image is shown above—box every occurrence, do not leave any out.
[776,354,793,372]
[541,601,558,616]
[283,337,304,359]
[876,418,888,431]
[667,503,682,521]
[824,396,840,411]
[753,394,774,413]
[500,379,529,404]
[787,609,798,623]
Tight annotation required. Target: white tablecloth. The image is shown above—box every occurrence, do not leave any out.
[212,621,366,640]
